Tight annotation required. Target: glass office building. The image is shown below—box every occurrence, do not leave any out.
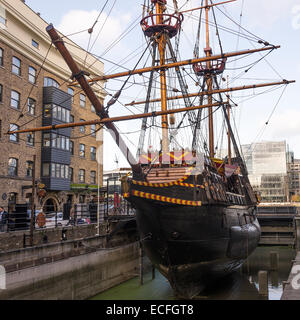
[242,141,289,203]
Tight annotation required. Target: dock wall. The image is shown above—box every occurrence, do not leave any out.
[0,217,142,300]
[0,235,141,300]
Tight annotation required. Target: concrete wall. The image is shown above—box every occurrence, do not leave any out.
[0,223,108,251]
[0,236,140,300]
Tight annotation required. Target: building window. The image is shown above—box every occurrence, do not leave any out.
[80,94,86,108]
[0,8,6,27]
[27,132,35,146]
[79,195,86,204]
[0,84,2,102]
[61,136,66,150]
[65,165,69,180]
[91,146,96,161]
[56,135,61,149]
[49,133,69,151]
[8,158,18,176]
[61,108,66,122]
[28,66,36,84]
[26,161,34,177]
[0,48,3,66]
[61,165,65,179]
[55,163,60,178]
[12,56,21,76]
[52,105,69,123]
[68,88,74,103]
[44,77,59,88]
[11,90,20,109]
[79,169,85,183]
[70,115,74,128]
[8,193,17,205]
[32,39,39,49]
[9,124,19,142]
[27,98,36,115]
[69,167,73,182]
[80,119,85,133]
[91,105,96,113]
[44,104,52,117]
[51,163,55,178]
[43,132,51,147]
[79,144,85,157]
[52,105,58,118]
[70,140,74,155]
[90,171,96,184]
[91,124,96,137]
[65,137,70,151]
[42,163,50,177]
[66,109,70,123]
[51,133,57,148]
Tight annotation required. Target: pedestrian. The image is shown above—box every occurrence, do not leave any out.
[0,206,8,232]
[66,206,75,226]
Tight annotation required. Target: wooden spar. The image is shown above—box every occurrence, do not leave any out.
[70,46,280,85]
[125,80,295,106]
[7,102,223,135]
[180,0,237,14]
[45,24,141,173]
[205,0,214,158]
[156,1,169,154]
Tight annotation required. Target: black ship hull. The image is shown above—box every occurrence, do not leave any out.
[132,197,261,299]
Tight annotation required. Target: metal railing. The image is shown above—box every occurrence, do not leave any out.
[0,197,135,234]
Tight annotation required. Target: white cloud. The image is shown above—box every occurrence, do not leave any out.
[236,0,299,28]
[268,109,300,139]
[57,9,133,60]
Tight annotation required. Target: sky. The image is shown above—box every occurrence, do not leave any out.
[25,0,300,170]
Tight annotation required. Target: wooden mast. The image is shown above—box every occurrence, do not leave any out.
[205,0,214,158]
[156,0,169,154]
[227,76,231,165]
[6,2,295,171]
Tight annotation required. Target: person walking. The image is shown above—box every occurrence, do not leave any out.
[66,206,75,226]
[0,207,8,232]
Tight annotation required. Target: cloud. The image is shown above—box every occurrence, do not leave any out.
[235,0,299,29]
[57,9,134,62]
[268,109,300,139]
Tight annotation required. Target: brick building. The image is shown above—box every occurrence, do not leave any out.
[0,0,105,212]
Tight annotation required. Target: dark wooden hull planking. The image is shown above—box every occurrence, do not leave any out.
[126,176,261,299]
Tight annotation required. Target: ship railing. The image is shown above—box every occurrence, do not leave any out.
[140,13,183,38]
[193,58,227,76]
[226,192,246,205]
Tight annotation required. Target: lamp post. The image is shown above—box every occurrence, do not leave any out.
[96,145,102,235]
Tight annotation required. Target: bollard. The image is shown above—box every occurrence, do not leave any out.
[152,265,156,280]
[258,271,269,299]
[270,271,279,287]
[270,251,279,271]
